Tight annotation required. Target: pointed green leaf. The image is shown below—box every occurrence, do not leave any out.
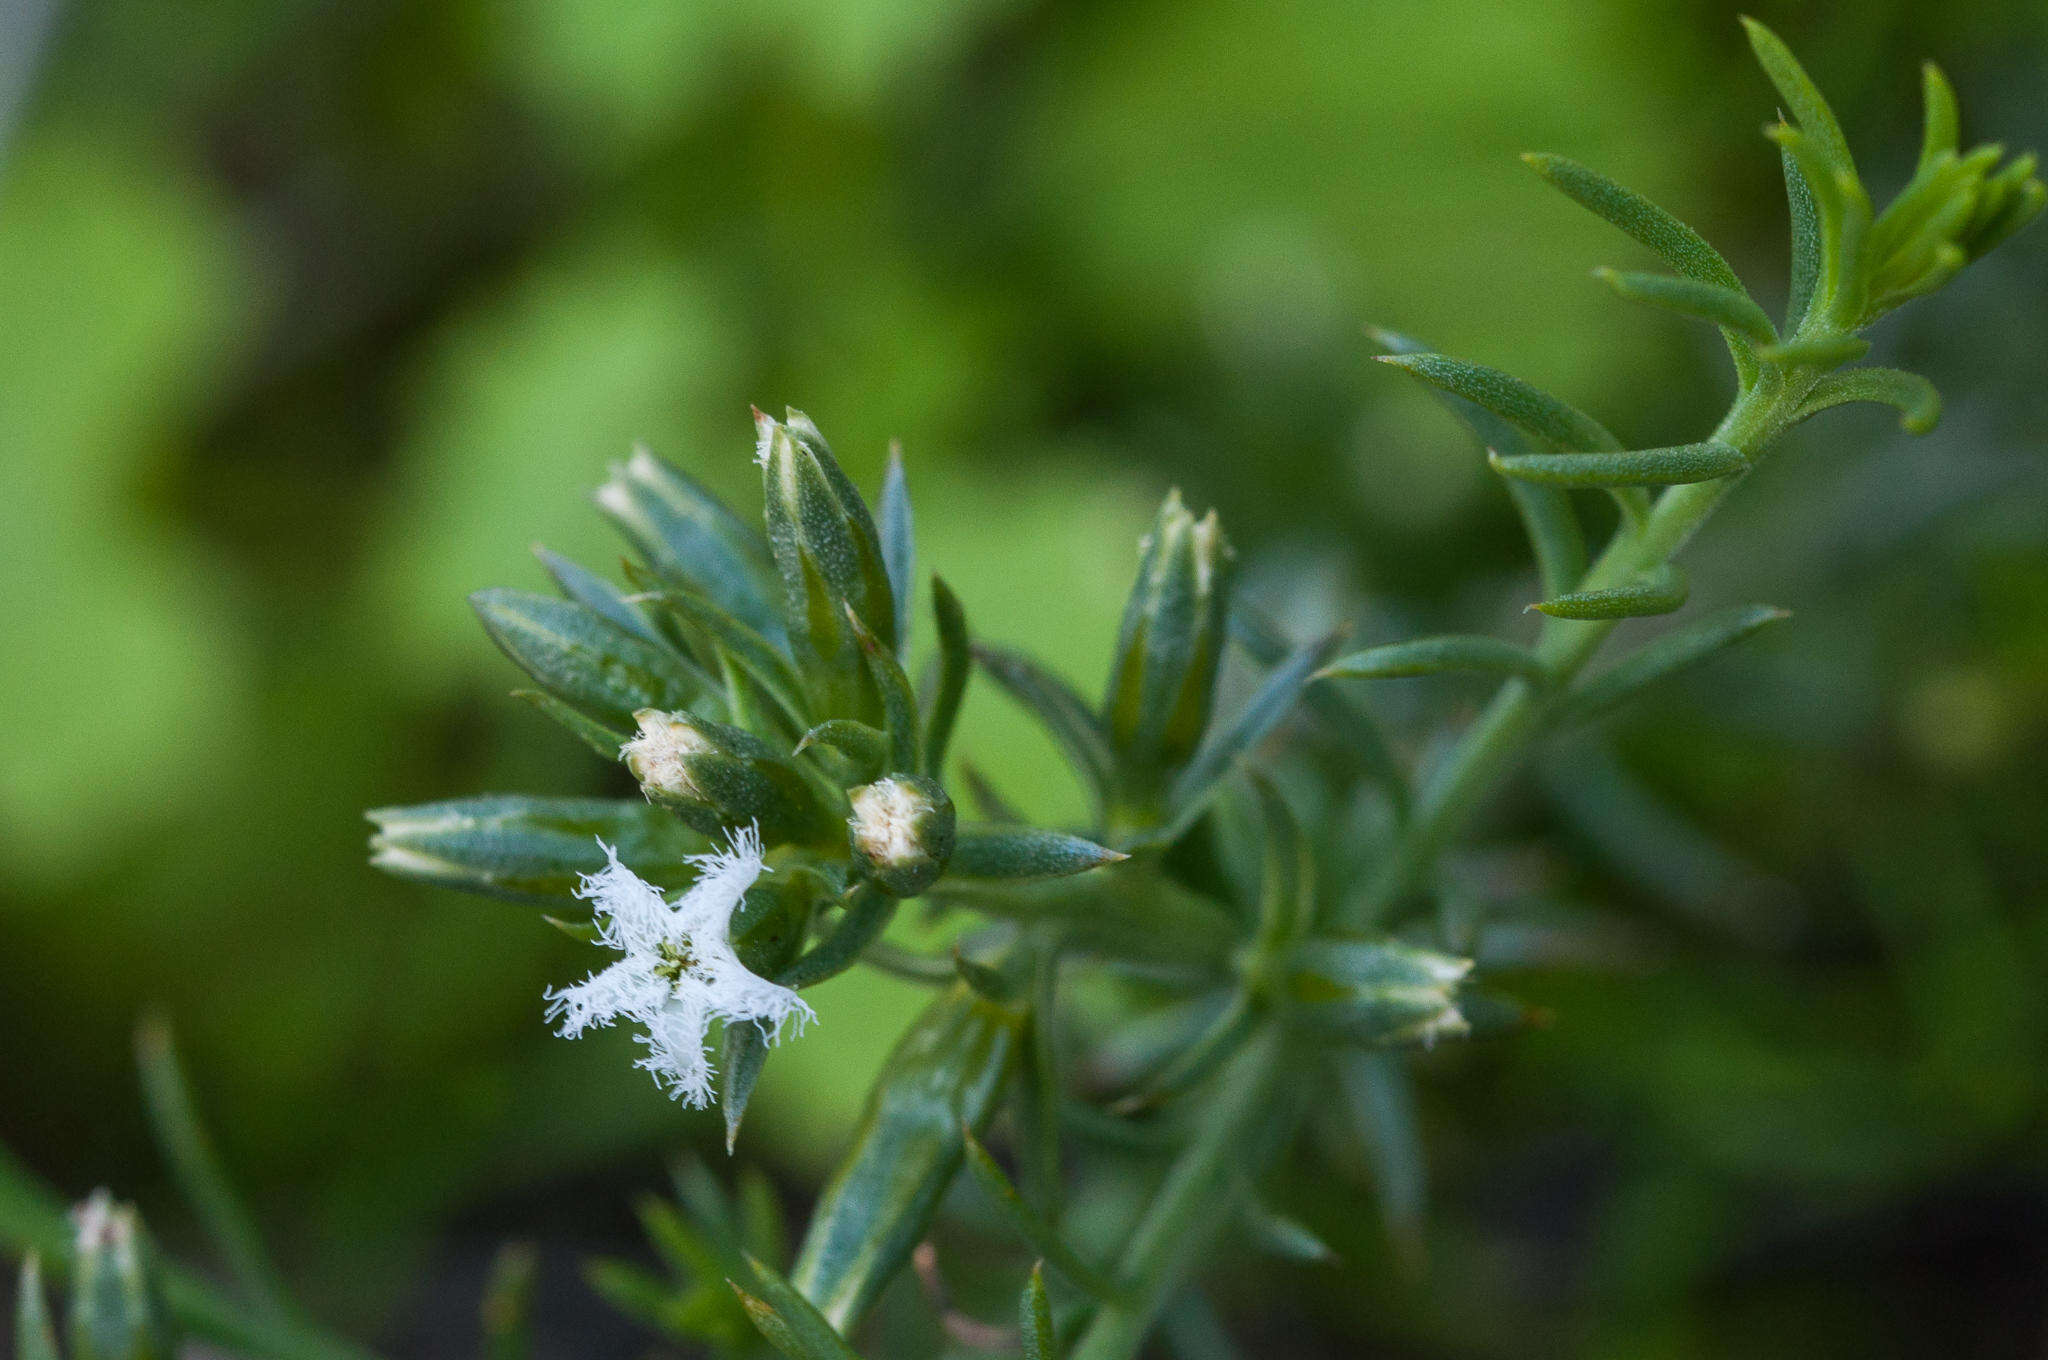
[795,719,891,782]
[946,826,1127,881]
[973,645,1113,800]
[472,588,705,730]
[1367,327,1585,597]
[1593,269,1775,342]
[1020,1265,1057,1360]
[1335,1052,1427,1263]
[1794,366,1942,434]
[1529,566,1688,620]
[1160,632,1342,839]
[778,886,897,991]
[1376,352,1620,452]
[720,1021,772,1155]
[844,604,920,772]
[1111,992,1256,1116]
[962,1128,1126,1303]
[534,546,668,647]
[1743,18,1857,180]
[790,986,1021,1331]
[1782,143,1824,331]
[1319,635,1548,683]
[953,949,1016,1004]
[16,1256,60,1360]
[879,442,914,655]
[1919,62,1960,175]
[1521,152,1746,291]
[958,763,1026,824]
[1560,604,1789,722]
[596,444,781,639]
[732,1254,863,1360]
[1490,441,1747,488]
[922,577,971,778]
[637,582,811,734]
[1240,1201,1336,1264]
[367,795,701,903]
[511,689,629,760]
[1249,775,1315,953]
[1236,606,1410,816]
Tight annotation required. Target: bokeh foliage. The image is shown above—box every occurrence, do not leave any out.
[3,1,2046,1355]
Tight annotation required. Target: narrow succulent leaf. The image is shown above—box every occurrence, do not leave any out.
[1529,567,1688,621]
[733,1255,864,1360]
[1240,1202,1337,1264]
[1019,943,1064,1221]
[1367,326,1586,595]
[1560,604,1789,722]
[481,1243,538,1360]
[1743,18,1857,180]
[134,1019,293,1325]
[1919,62,1960,174]
[961,1128,1127,1303]
[1234,608,1410,815]
[1520,153,1746,291]
[1249,776,1314,952]
[795,720,891,782]
[1160,632,1342,840]
[642,585,811,732]
[879,442,915,655]
[1766,124,1872,320]
[790,985,1021,1331]
[472,588,704,730]
[947,826,1127,881]
[721,1021,773,1154]
[1159,1292,1242,1360]
[858,942,957,985]
[366,795,701,903]
[534,547,667,647]
[1335,1052,1427,1262]
[1593,269,1776,342]
[737,1168,789,1269]
[1020,1265,1057,1360]
[512,689,630,760]
[16,1256,61,1360]
[1490,441,1748,488]
[1111,992,1256,1115]
[779,887,897,991]
[1755,332,1871,367]
[596,445,781,639]
[1782,144,1824,331]
[1319,636,1548,683]
[1794,366,1942,434]
[844,604,921,771]
[1376,353,1621,452]
[973,646,1114,800]
[922,577,971,778]
[958,763,1026,824]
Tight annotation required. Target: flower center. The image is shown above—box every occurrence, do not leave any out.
[652,939,697,985]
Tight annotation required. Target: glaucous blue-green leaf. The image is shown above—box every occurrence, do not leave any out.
[639,582,810,733]
[878,442,914,656]
[533,546,669,647]
[1158,631,1340,842]
[1376,352,1620,453]
[790,984,1020,1331]
[1592,269,1775,343]
[1335,1051,1427,1263]
[67,1194,177,1360]
[512,689,629,759]
[1239,1200,1336,1264]
[366,795,701,903]
[795,719,890,783]
[595,444,781,640]
[471,588,704,730]
[922,576,970,778]
[946,826,1126,881]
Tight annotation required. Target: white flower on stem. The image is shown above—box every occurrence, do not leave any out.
[545,825,813,1105]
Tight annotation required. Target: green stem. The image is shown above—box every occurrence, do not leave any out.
[1069,1027,1284,1360]
[1358,370,1806,917]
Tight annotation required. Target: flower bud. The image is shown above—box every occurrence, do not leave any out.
[1281,941,1472,1049]
[68,1190,176,1360]
[623,708,832,847]
[1103,490,1234,810]
[847,774,956,897]
[757,409,897,722]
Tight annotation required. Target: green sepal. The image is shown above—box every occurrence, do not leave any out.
[67,1194,177,1360]
[471,588,705,730]
[1519,153,1745,291]
[1103,490,1234,798]
[511,689,628,760]
[1367,326,1586,597]
[1021,1265,1057,1360]
[946,826,1127,881]
[16,1256,60,1360]
[847,774,954,897]
[789,984,1021,1331]
[633,723,837,850]
[1489,441,1747,489]
[1795,367,1943,435]
[732,1254,864,1360]
[973,645,1114,804]
[1529,566,1688,620]
[1558,604,1789,723]
[922,577,971,778]
[533,546,668,648]
[366,796,701,903]
[1754,331,1870,368]
[878,441,915,656]
[961,1127,1127,1303]
[1319,635,1548,684]
[1592,268,1775,343]
[795,720,891,783]
[595,444,782,641]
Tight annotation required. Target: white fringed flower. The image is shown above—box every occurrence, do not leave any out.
[544,826,813,1105]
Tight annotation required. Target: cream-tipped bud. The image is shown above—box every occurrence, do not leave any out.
[847,774,956,896]
[621,708,717,803]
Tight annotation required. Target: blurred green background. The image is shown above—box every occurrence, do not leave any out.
[4,0,2047,1355]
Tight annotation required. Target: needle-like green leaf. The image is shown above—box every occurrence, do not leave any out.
[1794,367,1942,434]
[1521,153,1746,291]
[1593,269,1776,342]
[1919,62,1961,175]
[1529,567,1689,620]
[961,1128,1127,1303]
[1559,604,1789,722]
[733,1254,864,1360]
[1744,17,1858,182]
[923,577,971,777]
[1489,442,1747,488]
[1020,1265,1057,1360]
[1376,353,1621,453]
[878,441,915,655]
[1320,636,1549,683]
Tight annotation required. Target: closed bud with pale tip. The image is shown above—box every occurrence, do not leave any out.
[847,774,956,896]
[622,708,835,847]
